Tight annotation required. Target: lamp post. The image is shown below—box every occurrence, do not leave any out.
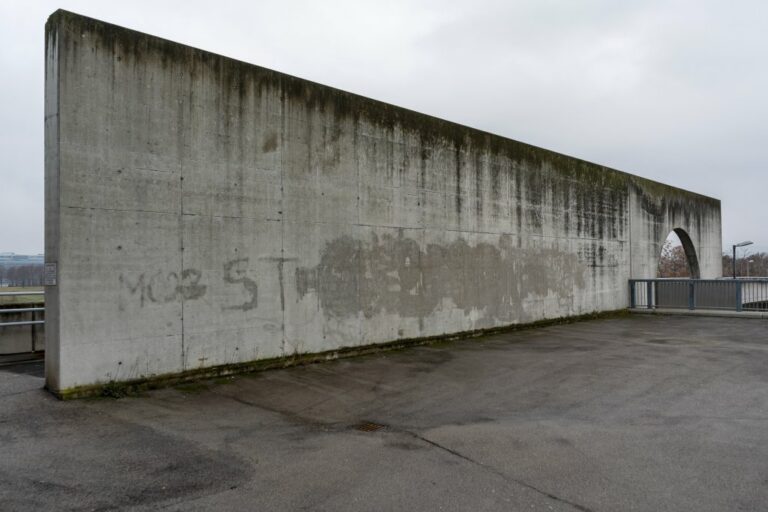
[747,259,754,277]
[732,241,753,278]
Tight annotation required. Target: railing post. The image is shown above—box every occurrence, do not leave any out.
[736,281,743,312]
[688,280,695,310]
[629,281,636,309]
[647,280,654,309]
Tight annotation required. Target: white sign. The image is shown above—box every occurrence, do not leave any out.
[44,262,57,286]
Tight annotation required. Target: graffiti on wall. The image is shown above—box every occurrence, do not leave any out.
[120,259,260,311]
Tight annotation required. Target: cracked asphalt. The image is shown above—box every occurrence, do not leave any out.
[1,315,768,511]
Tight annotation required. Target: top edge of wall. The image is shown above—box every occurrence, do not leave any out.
[45,9,720,207]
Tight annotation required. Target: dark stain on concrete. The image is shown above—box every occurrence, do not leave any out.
[262,131,278,152]
[296,233,586,326]
[454,142,463,216]
[0,404,252,511]
[48,10,719,212]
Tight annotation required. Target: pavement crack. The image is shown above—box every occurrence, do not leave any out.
[405,429,594,512]
[212,389,333,431]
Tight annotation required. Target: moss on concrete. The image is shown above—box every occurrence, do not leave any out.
[46,9,717,208]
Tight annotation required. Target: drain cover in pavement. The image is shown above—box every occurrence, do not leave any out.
[354,421,387,432]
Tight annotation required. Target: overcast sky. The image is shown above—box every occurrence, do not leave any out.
[1,0,766,257]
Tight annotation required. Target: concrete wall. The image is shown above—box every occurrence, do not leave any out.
[44,10,722,395]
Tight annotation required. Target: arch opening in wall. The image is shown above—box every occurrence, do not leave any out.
[658,228,700,279]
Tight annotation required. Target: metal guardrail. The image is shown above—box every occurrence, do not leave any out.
[0,291,44,327]
[630,279,768,312]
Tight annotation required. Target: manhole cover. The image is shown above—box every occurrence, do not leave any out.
[354,421,387,432]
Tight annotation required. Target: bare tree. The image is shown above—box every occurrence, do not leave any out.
[724,252,768,277]
[658,241,690,277]
[1,264,43,287]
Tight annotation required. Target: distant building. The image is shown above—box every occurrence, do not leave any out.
[0,253,45,267]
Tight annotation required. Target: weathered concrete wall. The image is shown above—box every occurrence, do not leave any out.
[44,11,722,394]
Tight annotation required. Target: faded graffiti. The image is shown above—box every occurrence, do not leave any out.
[120,261,259,311]
[118,234,588,326]
[223,258,258,311]
[296,233,587,325]
[120,269,207,306]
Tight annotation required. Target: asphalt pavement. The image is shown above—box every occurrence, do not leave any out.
[1,314,767,511]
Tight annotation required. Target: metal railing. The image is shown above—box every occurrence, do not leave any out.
[0,291,45,327]
[630,278,768,312]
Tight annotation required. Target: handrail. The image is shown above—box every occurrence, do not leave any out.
[630,278,768,283]
[629,278,768,312]
[0,292,45,328]
[0,308,45,314]
[0,320,45,327]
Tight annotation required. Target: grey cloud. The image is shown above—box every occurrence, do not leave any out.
[0,0,765,254]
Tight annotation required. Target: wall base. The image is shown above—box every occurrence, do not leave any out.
[49,309,629,400]
[630,308,767,320]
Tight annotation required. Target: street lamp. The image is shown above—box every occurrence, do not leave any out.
[747,259,754,277]
[732,241,753,278]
